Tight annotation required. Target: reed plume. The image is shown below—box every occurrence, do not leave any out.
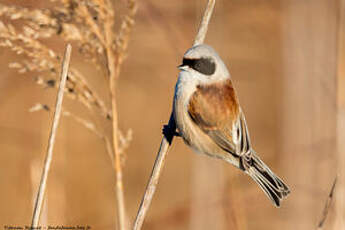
[0,1,137,229]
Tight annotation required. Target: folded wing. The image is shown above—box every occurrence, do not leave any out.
[188,79,250,157]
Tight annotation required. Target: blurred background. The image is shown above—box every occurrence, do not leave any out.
[0,0,344,229]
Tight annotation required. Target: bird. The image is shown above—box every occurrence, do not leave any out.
[172,44,290,207]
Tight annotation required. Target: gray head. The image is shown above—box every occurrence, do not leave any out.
[179,44,230,81]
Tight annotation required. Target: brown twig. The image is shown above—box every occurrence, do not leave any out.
[317,176,337,230]
[31,44,72,227]
[132,1,216,230]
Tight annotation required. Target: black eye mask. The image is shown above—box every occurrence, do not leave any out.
[182,57,216,75]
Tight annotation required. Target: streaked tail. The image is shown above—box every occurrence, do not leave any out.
[242,152,290,207]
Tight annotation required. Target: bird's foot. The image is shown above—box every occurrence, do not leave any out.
[162,124,180,138]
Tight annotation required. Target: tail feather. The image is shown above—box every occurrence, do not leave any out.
[244,153,290,207]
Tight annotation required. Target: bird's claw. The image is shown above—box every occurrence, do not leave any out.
[162,124,180,138]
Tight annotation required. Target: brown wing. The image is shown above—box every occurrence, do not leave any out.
[188,80,251,155]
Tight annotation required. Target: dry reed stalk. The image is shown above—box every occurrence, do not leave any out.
[101,1,137,229]
[317,176,337,230]
[193,0,215,47]
[132,1,216,230]
[105,0,127,227]
[31,43,72,228]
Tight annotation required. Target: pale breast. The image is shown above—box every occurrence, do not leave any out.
[173,71,198,146]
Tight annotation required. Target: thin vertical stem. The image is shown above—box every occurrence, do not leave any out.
[104,2,127,228]
[193,0,215,46]
[111,92,127,230]
[132,115,176,230]
[132,1,216,230]
[31,44,72,227]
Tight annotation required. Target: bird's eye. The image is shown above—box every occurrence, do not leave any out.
[182,57,216,75]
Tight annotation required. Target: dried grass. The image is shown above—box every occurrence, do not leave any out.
[0,0,137,229]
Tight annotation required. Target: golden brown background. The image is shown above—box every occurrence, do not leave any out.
[0,0,344,229]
